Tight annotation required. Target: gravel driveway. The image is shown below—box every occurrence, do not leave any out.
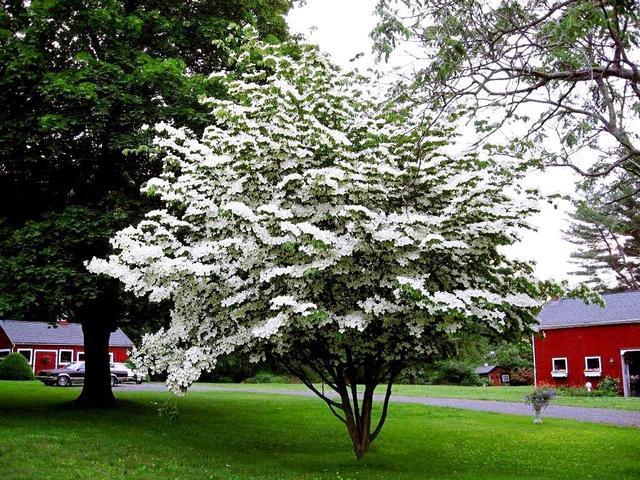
[118,383,640,428]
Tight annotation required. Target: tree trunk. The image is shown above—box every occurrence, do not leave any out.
[75,320,116,408]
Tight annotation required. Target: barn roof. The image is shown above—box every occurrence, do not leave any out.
[474,365,498,375]
[0,320,134,347]
[537,291,640,330]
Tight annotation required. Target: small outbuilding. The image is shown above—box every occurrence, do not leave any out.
[474,364,510,386]
[0,319,133,373]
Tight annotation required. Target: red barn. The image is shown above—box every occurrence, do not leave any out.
[0,319,134,373]
[533,291,640,397]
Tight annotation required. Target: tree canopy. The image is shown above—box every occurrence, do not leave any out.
[89,28,566,457]
[0,0,294,406]
[566,174,640,290]
[372,0,640,193]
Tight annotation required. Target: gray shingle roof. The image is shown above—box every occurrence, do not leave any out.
[474,365,497,375]
[0,320,134,347]
[537,291,640,329]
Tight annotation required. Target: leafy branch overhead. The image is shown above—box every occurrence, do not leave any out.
[372,0,640,189]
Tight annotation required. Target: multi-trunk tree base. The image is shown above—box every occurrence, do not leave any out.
[279,352,401,459]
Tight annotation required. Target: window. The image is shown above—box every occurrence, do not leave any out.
[58,350,73,365]
[551,357,568,377]
[17,349,32,364]
[501,374,510,384]
[0,349,10,360]
[77,351,85,361]
[584,356,602,377]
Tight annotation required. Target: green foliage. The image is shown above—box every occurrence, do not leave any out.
[552,376,620,398]
[566,176,639,291]
[0,353,34,380]
[246,371,291,384]
[494,342,533,370]
[431,360,482,386]
[0,0,293,330]
[598,376,621,396]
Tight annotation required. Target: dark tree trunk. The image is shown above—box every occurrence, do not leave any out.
[75,320,116,407]
[279,352,401,459]
[73,284,120,408]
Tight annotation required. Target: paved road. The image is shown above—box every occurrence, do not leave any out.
[118,383,640,428]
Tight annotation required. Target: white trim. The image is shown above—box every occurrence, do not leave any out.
[77,351,85,361]
[621,348,640,397]
[17,348,33,365]
[108,352,114,363]
[551,357,568,377]
[583,355,602,376]
[531,333,537,386]
[0,348,10,358]
[58,349,74,365]
[33,349,58,371]
[536,318,640,331]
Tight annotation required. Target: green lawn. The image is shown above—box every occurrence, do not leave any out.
[204,383,640,411]
[1,381,638,480]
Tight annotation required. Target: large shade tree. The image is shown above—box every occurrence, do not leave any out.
[372,0,640,194]
[0,0,293,406]
[89,30,575,458]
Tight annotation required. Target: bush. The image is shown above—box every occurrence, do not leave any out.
[0,353,34,380]
[246,371,290,384]
[553,376,620,397]
[510,367,534,386]
[431,360,481,386]
[597,376,620,396]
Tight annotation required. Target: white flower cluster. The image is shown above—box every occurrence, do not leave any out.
[88,27,544,393]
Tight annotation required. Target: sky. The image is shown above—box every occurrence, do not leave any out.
[287,0,582,283]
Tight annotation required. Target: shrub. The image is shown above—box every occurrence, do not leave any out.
[246,371,290,384]
[431,360,481,386]
[0,353,34,380]
[597,376,620,396]
[510,367,534,386]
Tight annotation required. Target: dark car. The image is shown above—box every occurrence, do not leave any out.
[36,361,136,387]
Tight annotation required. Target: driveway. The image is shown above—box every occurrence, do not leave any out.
[118,383,640,428]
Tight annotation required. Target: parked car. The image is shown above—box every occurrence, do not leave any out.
[36,361,143,387]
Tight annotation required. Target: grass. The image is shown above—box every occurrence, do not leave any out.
[202,382,640,411]
[1,381,639,480]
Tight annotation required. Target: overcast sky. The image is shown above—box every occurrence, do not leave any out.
[287,0,582,283]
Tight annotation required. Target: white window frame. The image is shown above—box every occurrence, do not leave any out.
[584,356,602,377]
[77,351,85,361]
[0,348,10,360]
[17,348,33,365]
[551,357,568,377]
[58,349,74,365]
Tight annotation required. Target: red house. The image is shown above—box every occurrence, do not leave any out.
[0,319,134,373]
[533,291,640,397]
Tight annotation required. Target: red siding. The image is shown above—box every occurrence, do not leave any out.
[0,327,11,350]
[534,323,640,388]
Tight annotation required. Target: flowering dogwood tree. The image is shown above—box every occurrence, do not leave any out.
[89,28,555,458]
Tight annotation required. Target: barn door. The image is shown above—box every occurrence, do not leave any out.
[34,351,57,373]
